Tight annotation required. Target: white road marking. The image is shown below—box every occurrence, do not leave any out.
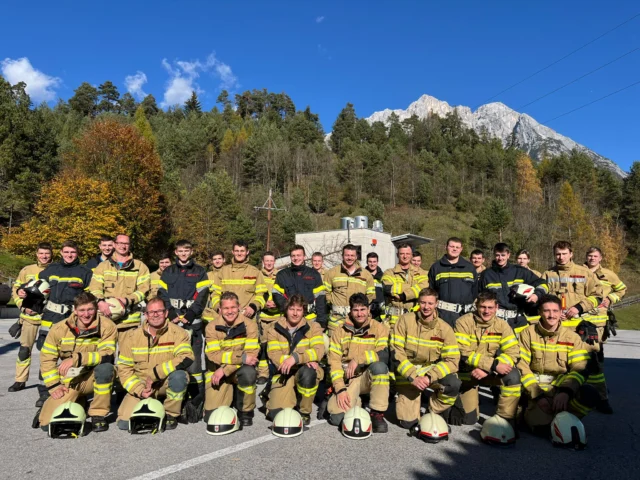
[128,419,327,480]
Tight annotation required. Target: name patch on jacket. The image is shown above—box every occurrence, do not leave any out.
[158,342,174,347]
[244,276,256,280]
[557,341,574,347]
[186,273,199,277]
[430,336,444,342]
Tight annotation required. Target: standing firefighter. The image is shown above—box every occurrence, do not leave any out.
[324,244,376,334]
[8,242,53,393]
[381,243,430,327]
[327,293,390,433]
[149,253,172,298]
[116,297,194,431]
[157,240,209,398]
[543,241,609,412]
[428,237,478,328]
[479,243,548,334]
[455,292,521,427]
[365,252,385,319]
[208,240,267,320]
[36,293,116,433]
[272,245,327,328]
[266,294,325,425]
[391,288,462,429]
[90,234,151,333]
[257,251,280,383]
[204,292,260,427]
[85,235,115,271]
[518,295,598,435]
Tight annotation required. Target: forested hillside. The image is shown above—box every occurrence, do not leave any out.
[2,77,639,283]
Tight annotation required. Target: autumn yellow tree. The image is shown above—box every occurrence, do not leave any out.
[553,181,594,251]
[594,214,627,272]
[64,119,165,257]
[515,154,542,206]
[2,171,123,258]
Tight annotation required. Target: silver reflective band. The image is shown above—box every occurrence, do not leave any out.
[331,306,351,316]
[45,301,72,315]
[496,308,518,319]
[179,318,202,328]
[437,301,474,314]
[534,374,555,384]
[385,306,408,316]
[170,299,195,309]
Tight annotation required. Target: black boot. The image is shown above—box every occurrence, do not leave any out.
[238,412,253,427]
[301,413,311,426]
[91,416,109,433]
[8,381,25,392]
[370,410,388,433]
[165,415,179,430]
[596,399,614,414]
[35,391,49,408]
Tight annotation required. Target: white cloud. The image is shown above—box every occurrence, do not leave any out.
[316,16,325,23]
[0,57,61,102]
[160,52,239,108]
[124,71,148,100]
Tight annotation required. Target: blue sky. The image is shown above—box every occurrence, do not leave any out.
[1,1,638,170]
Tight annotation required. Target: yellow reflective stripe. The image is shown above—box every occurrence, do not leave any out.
[441,345,460,357]
[279,354,291,365]
[370,373,389,385]
[496,354,514,367]
[305,348,318,362]
[86,352,101,366]
[137,274,150,284]
[117,355,134,366]
[221,279,256,285]
[364,350,378,364]
[123,375,142,393]
[237,384,255,395]
[329,342,342,355]
[296,384,319,397]
[521,373,537,387]
[390,334,406,347]
[244,339,260,350]
[98,340,116,350]
[42,369,60,384]
[41,342,59,355]
[48,276,84,283]
[221,351,232,364]
[500,385,521,397]
[309,335,324,347]
[273,284,285,294]
[93,383,112,395]
[205,341,221,353]
[455,333,471,346]
[398,359,414,377]
[330,370,344,382]
[161,360,176,376]
[267,340,289,352]
[173,343,192,355]
[467,352,482,367]
[435,272,474,280]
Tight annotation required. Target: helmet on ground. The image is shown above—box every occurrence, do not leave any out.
[341,406,372,440]
[272,408,304,438]
[21,279,51,314]
[207,406,240,436]
[129,398,165,434]
[104,297,127,321]
[415,412,449,443]
[509,283,535,300]
[551,412,587,450]
[480,414,516,446]
[49,401,86,438]
[323,333,331,354]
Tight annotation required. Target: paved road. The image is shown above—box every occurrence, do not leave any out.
[1,318,638,480]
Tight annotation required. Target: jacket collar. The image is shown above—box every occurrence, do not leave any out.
[535,322,560,338]
[554,261,575,272]
[66,313,100,335]
[417,311,440,328]
[176,258,195,269]
[490,260,513,272]
[109,254,134,270]
[341,261,362,275]
[143,318,169,337]
[62,258,80,268]
[472,312,497,328]
[344,316,372,334]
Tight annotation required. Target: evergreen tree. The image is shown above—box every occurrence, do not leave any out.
[140,94,160,116]
[330,103,358,157]
[622,162,640,253]
[68,82,99,116]
[184,91,202,115]
[98,80,120,112]
[119,92,137,116]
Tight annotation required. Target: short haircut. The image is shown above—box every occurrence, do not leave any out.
[285,294,307,312]
[553,241,572,252]
[175,239,193,249]
[36,242,53,253]
[74,292,98,309]
[263,251,275,259]
[349,293,369,309]
[538,294,562,311]
[220,291,240,304]
[312,251,323,258]
[396,243,412,251]
[470,249,484,258]
[290,244,306,255]
[115,234,130,242]
[493,243,510,254]
[412,251,422,258]
[366,252,378,260]
[146,297,165,310]
[516,249,531,259]
[586,246,603,256]
[99,235,114,243]
[446,237,463,246]
[476,291,498,305]
[232,239,249,250]
[342,244,358,254]
[158,252,172,262]
[418,288,439,300]
[61,240,79,251]
[210,250,225,259]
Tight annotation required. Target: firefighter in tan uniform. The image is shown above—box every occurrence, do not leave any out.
[116,297,194,430]
[543,241,610,412]
[455,291,521,426]
[324,244,376,334]
[517,249,541,277]
[89,234,151,333]
[208,240,267,319]
[327,293,390,432]
[518,295,598,434]
[37,293,116,432]
[585,246,627,313]
[391,288,462,429]
[266,294,325,425]
[204,292,259,426]
[205,251,226,311]
[149,253,172,298]
[257,251,280,382]
[381,243,430,327]
[312,252,326,281]
[8,242,53,392]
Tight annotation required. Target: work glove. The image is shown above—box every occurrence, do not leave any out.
[446,398,466,426]
[606,310,618,338]
[36,328,49,351]
[9,321,22,339]
[576,321,598,345]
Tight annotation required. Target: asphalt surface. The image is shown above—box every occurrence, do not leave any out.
[1,317,639,480]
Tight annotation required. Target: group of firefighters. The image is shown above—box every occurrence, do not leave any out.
[7,233,625,445]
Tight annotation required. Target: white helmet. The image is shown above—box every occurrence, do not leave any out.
[510,283,535,299]
[551,412,587,450]
[323,333,331,355]
[20,279,51,314]
[341,406,372,440]
[207,406,240,436]
[272,408,304,438]
[415,412,449,443]
[480,414,516,446]
[104,297,127,321]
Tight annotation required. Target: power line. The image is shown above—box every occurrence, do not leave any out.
[516,48,638,110]
[544,79,640,123]
[482,12,640,104]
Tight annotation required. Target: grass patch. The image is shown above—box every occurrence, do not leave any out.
[613,303,640,330]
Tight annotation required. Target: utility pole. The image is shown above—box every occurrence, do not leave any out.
[254,189,285,251]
